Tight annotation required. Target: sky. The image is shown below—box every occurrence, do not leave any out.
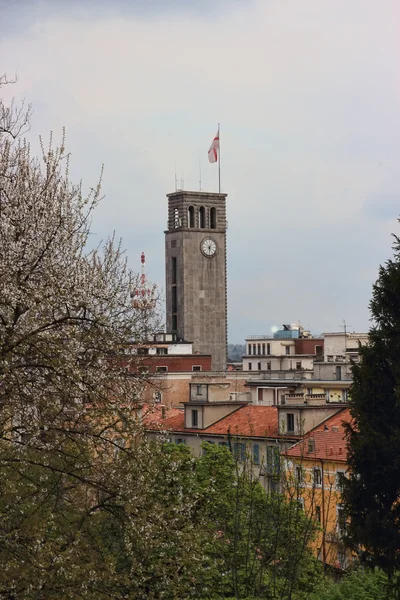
[1,0,400,342]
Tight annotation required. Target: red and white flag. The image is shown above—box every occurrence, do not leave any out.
[208,130,219,163]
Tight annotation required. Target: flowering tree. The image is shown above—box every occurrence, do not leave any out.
[0,77,203,598]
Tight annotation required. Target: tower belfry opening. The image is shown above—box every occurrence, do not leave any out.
[165,190,228,371]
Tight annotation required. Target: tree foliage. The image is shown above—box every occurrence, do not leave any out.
[0,78,323,599]
[0,77,205,599]
[310,568,391,600]
[342,234,400,579]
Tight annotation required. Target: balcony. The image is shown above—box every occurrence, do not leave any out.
[249,370,313,381]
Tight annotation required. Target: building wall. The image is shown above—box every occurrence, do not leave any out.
[285,456,351,569]
[323,332,368,362]
[140,354,212,373]
[278,406,343,436]
[165,191,228,371]
[146,429,283,493]
[142,372,249,407]
[294,338,324,355]
[244,356,314,372]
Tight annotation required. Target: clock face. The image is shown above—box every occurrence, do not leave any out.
[201,238,217,257]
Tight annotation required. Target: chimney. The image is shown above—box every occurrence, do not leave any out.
[161,405,166,419]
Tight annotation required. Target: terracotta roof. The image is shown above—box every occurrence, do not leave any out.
[146,404,279,438]
[206,406,278,437]
[142,405,183,430]
[284,408,351,462]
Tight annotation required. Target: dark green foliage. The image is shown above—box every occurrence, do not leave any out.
[310,568,392,600]
[343,235,400,575]
[195,442,321,599]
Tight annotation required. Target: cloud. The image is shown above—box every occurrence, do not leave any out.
[1,0,399,341]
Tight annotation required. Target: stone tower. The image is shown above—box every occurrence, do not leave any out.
[165,190,228,371]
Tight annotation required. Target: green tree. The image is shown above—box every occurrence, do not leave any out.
[310,568,390,600]
[196,442,321,600]
[0,78,210,599]
[342,234,400,585]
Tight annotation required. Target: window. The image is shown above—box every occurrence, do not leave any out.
[188,206,195,228]
[257,362,261,370]
[156,366,168,373]
[267,361,271,371]
[336,470,346,491]
[233,442,246,462]
[248,363,252,371]
[285,346,290,355]
[296,361,302,370]
[192,410,198,427]
[313,467,322,487]
[253,344,257,355]
[336,365,342,380]
[137,347,149,355]
[308,438,316,453]
[196,385,202,395]
[253,444,260,465]
[192,365,202,372]
[199,206,206,228]
[295,465,303,483]
[287,413,295,433]
[172,257,177,284]
[156,348,168,355]
[296,498,304,511]
[262,343,266,355]
[218,441,229,448]
[176,438,186,445]
[337,505,346,537]
[315,505,321,523]
[315,345,323,357]
[267,343,271,355]
[248,345,252,355]
[257,388,263,402]
[172,314,178,332]
[173,207,181,228]
[257,344,261,355]
[266,446,280,475]
[210,206,217,229]
[172,286,177,313]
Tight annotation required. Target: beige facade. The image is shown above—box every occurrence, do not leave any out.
[323,332,368,363]
[142,371,250,407]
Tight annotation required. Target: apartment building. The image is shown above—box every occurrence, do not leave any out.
[243,323,324,373]
[283,408,352,570]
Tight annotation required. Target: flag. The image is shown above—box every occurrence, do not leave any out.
[208,130,219,163]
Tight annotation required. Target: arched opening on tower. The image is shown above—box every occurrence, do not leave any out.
[174,208,181,228]
[188,206,195,228]
[210,207,217,229]
[199,206,206,228]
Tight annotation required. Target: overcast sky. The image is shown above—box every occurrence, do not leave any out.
[1,0,400,342]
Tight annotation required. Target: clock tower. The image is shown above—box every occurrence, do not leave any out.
[165,190,228,371]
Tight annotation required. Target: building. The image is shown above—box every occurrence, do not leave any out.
[243,323,324,373]
[323,331,368,364]
[146,392,286,492]
[165,190,228,371]
[283,408,353,570]
[123,332,212,374]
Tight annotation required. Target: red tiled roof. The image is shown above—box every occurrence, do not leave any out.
[142,405,183,430]
[206,406,278,437]
[146,405,279,438]
[284,408,352,462]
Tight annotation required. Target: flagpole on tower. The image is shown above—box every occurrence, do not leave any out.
[218,122,221,194]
